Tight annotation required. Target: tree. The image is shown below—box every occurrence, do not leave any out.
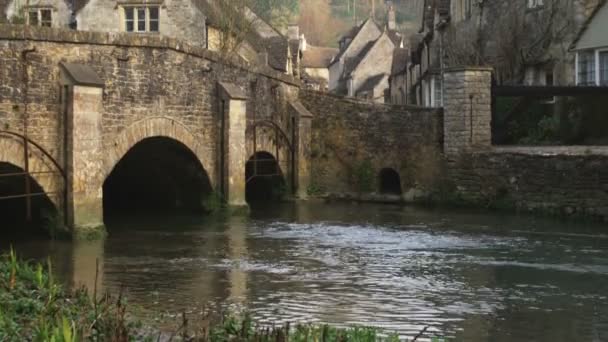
[443,0,578,84]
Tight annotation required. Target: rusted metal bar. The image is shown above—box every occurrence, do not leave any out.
[23,136,32,221]
[0,131,66,178]
[0,170,60,178]
[253,125,258,178]
[0,191,62,201]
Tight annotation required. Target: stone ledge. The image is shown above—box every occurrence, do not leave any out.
[301,89,441,113]
[0,24,301,86]
[444,66,494,73]
[489,145,608,156]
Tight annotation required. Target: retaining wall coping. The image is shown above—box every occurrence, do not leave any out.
[444,66,494,73]
[484,146,608,157]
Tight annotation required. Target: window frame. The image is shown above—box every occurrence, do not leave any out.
[27,8,53,27]
[576,50,597,86]
[122,6,160,33]
[527,0,544,10]
[597,48,608,86]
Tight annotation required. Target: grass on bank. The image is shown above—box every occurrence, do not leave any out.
[0,250,447,341]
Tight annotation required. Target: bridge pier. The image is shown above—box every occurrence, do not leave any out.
[218,82,248,208]
[61,63,106,236]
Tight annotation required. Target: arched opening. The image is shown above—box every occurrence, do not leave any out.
[245,152,286,204]
[378,168,402,195]
[103,137,213,223]
[0,162,57,238]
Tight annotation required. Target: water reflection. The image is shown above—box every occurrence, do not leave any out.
[2,203,608,341]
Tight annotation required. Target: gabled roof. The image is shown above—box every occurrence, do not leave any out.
[331,18,380,66]
[386,29,402,47]
[570,0,607,50]
[302,46,338,68]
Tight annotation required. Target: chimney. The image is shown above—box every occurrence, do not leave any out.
[387,1,396,30]
[287,24,299,40]
[300,34,307,52]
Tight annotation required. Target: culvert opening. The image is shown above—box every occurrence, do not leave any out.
[103,137,213,222]
[245,152,286,204]
[379,168,402,195]
[0,162,57,238]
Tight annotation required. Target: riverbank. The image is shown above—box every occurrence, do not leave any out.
[0,251,437,341]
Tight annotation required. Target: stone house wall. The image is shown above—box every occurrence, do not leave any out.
[328,20,381,91]
[350,32,394,98]
[300,90,444,198]
[5,0,71,27]
[76,0,207,47]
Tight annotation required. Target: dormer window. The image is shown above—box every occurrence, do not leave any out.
[123,6,159,33]
[528,0,544,9]
[28,8,52,27]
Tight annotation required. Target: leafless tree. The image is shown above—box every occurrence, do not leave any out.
[443,0,577,84]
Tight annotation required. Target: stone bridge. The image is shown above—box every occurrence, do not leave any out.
[0,25,312,233]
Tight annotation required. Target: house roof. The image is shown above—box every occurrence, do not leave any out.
[357,74,387,93]
[342,40,376,77]
[386,29,402,47]
[570,0,607,50]
[302,46,338,68]
[391,48,409,75]
[331,18,379,66]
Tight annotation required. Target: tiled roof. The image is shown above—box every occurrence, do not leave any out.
[331,18,379,66]
[570,0,607,50]
[302,46,338,68]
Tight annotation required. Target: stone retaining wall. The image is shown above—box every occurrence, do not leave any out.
[450,148,608,221]
[300,90,444,199]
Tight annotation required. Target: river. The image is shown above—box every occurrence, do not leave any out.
[2,202,608,341]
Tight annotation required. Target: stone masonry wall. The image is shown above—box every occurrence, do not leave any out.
[443,67,492,158]
[0,25,299,212]
[300,90,444,199]
[76,0,207,47]
[450,148,608,222]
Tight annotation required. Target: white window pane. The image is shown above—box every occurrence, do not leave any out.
[29,11,38,25]
[137,8,146,31]
[600,51,608,86]
[41,9,52,27]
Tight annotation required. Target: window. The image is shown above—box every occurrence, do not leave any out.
[600,51,608,86]
[123,6,159,33]
[431,75,443,107]
[28,8,52,27]
[528,0,544,9]
[577,51,595,86]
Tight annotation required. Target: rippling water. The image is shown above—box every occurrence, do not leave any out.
[3,203,608,341]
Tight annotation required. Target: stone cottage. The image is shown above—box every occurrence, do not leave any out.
[328,4,404,103]
[1,0,293,74]
[391,0,605,107]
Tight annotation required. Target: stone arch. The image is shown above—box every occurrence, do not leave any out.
[378,168,403,195]
[102,117,214,187]
[0,135,63,208]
